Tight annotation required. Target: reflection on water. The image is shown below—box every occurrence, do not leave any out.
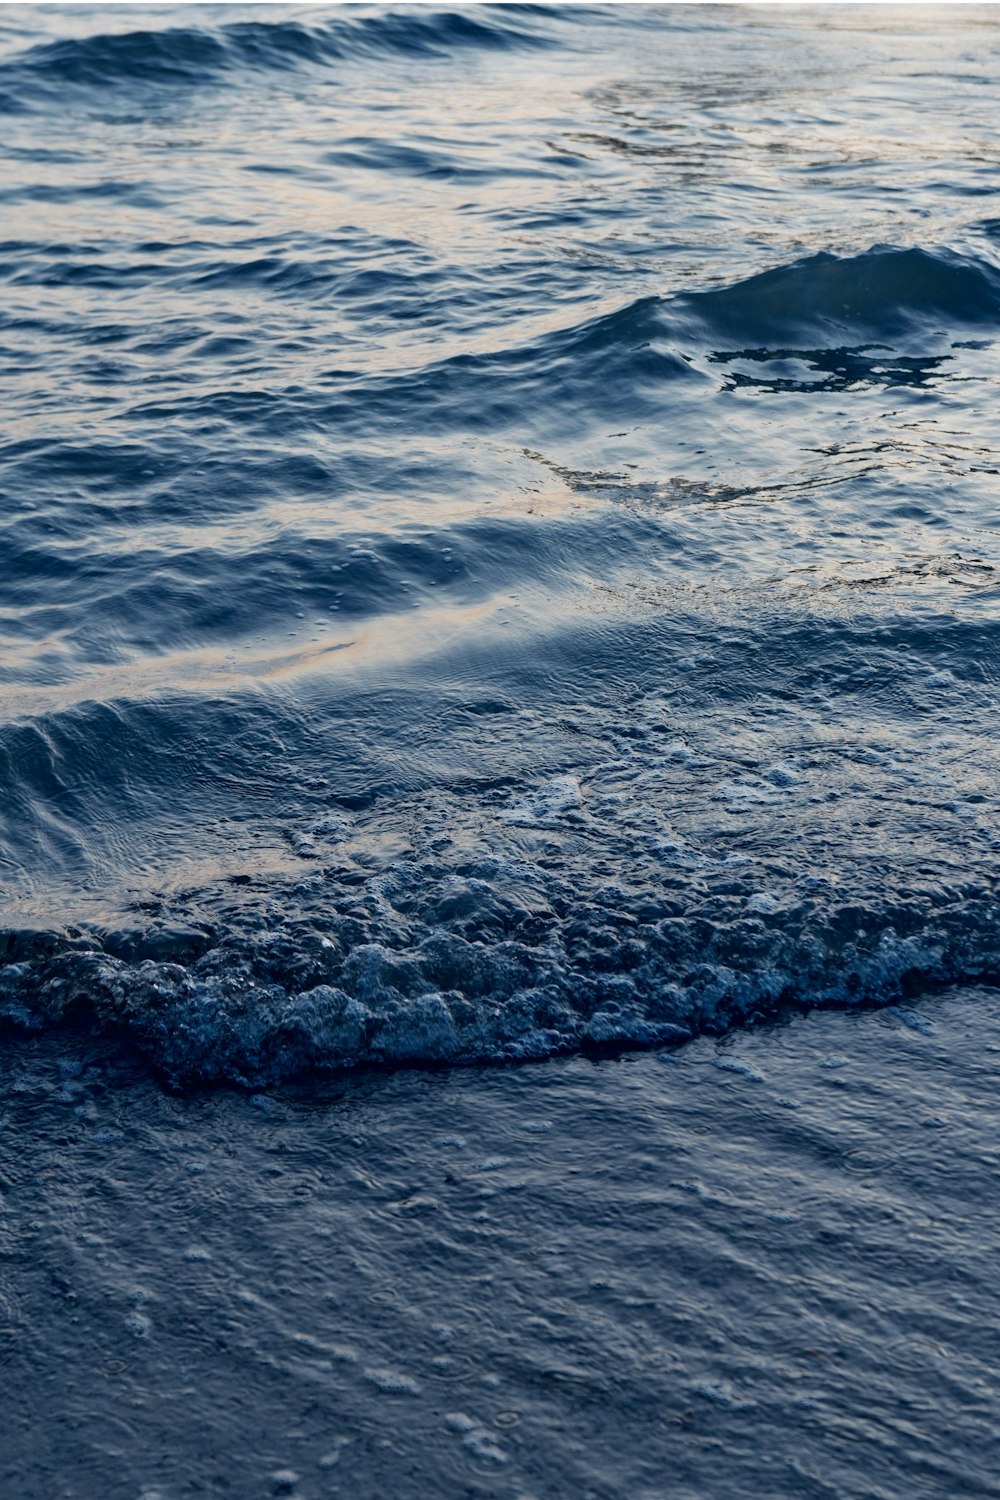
[709,345,953,392]
[3,10,1000,1497]
[1,3,999,1078]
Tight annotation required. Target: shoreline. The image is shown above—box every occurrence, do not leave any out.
[4,986,997,1497]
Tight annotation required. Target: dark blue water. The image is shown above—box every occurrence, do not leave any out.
[4,989,1000,1499]
[3,6,1000,1496]
[3,4,1000,1084]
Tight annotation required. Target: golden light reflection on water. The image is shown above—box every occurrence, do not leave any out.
[0,589,536,721]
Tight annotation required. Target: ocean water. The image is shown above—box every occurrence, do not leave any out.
[1,3,999,1494]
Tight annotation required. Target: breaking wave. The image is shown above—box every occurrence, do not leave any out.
[4,600,999,1084]
[3,0,1000,1087]
[3,821,998,1087]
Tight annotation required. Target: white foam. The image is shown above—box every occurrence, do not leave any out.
[308,812,352,839]
[765,761,800,786]
[746,891,782,914]
[501,775,583,824]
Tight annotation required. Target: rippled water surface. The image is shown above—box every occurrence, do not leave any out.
[4,989,999,1499]
[1,7,999,1490]
[2,2,1000,1079]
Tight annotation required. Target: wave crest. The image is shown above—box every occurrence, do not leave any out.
[680,245,1000,343]
[1,10,551,107]
[3,848,998,1085]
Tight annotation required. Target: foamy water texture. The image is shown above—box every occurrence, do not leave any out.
[2,4,1000,1082]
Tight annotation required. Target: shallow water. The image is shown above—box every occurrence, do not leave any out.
[4,989,999,1498]
[1,5,999,1492]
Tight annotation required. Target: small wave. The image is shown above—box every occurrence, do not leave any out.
[678,246,1000,345]
[99,245,1000,444]
[3,0,1000,1099]
[1,881,996,1087]
[3,630,999,1087]
[106,291,697,444]
[0,10,552,109]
